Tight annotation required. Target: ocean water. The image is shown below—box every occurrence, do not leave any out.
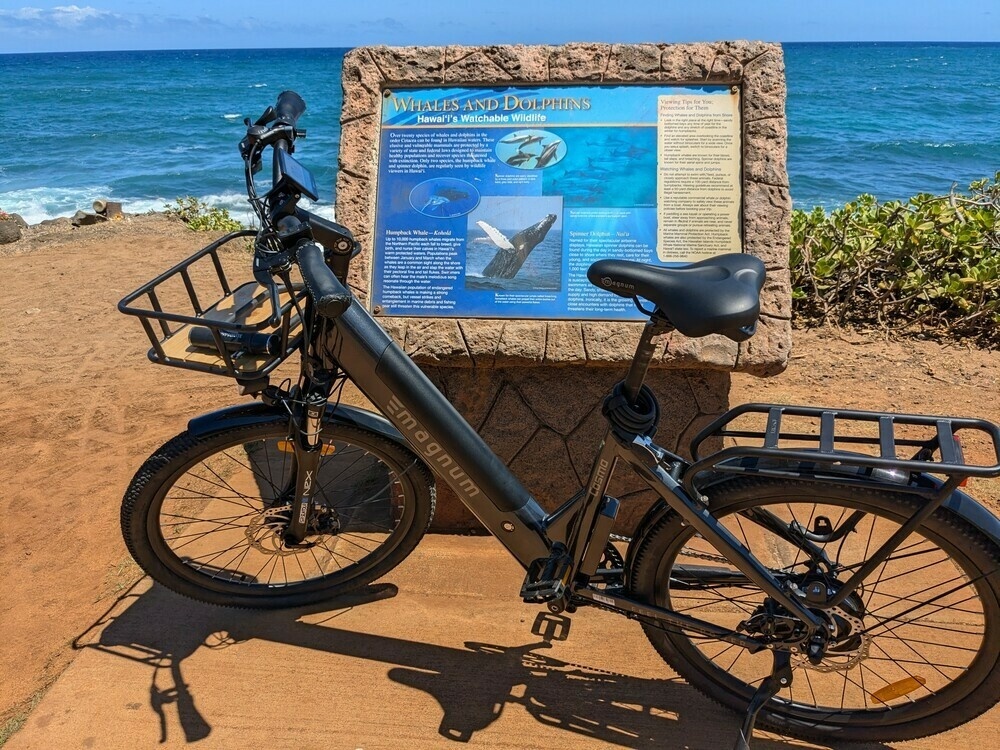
[1,43,998,224]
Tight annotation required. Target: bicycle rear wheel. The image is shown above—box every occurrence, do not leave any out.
[628,476,1000,743]
[122,416,434,608]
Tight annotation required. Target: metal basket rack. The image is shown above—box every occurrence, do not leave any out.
[118,230,306,381]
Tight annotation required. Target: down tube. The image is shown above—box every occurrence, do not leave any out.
[325,302,551,567]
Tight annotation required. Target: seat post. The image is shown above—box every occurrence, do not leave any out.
[622,313,673,407]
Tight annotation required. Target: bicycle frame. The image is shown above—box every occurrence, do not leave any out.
[314,291,829,647]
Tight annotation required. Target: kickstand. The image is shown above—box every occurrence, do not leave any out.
[733,650,792,750]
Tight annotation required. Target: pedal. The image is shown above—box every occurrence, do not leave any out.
[530,612,572,642]
[521,545,572,604]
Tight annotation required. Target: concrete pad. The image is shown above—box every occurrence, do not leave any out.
[7,536,997,750]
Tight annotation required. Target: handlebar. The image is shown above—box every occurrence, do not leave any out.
[188,326,282,356]
[297,241,352,319]
[275,91,306,127]
[242,93,359,321]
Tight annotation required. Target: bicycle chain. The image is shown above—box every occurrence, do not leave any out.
[521,651,633,679]
[605,537,872,672]
[608,532,731,564]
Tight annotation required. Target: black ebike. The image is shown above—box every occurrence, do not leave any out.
[119,92,1000,749]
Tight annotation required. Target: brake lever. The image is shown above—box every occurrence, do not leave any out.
[254,106,277,127]
[252,245,295,328]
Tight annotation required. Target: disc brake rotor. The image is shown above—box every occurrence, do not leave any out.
[245,505,301,556]
[791,606,871,673]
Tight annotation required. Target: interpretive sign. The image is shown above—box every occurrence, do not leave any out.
[371,84,741,320]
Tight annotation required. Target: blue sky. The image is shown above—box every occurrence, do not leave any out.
[0,1,997,53]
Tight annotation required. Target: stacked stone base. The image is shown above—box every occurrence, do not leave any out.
[421,365,728,534]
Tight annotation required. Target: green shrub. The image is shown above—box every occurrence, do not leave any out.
[164,197,243,232]
[790,173,1000,347]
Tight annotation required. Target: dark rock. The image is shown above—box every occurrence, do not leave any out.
[39,217,73,228]
[71,210,108,227]
[0,217,23,244]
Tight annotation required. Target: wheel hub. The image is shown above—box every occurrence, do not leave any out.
[245,504,340,555]
[792,603,871,673]
[741,582,871,673]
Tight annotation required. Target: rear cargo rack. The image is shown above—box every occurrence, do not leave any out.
[686,403,1000,498]
[118,230,306,381]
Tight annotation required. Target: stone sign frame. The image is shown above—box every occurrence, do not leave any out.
[338,42,790,376]
[336,42,791,529]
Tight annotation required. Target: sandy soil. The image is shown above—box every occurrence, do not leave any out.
[1,215,999,741]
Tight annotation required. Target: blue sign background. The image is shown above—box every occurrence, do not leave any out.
[372,83,731,320]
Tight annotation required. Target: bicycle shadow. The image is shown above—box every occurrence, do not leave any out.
[75,581,893,750]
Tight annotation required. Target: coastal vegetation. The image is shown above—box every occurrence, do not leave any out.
[163,197,243,233]
[791,173,1000,348]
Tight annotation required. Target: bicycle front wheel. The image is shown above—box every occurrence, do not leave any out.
[628,476,1000,743]
[122,417,434,608]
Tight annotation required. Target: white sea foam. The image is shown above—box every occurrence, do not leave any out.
[251,83,268,88]
[298,199,337,222]
[0,186,335,227]
[0,185,114,225]
[223,113,241,120]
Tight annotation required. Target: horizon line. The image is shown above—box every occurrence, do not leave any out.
[3,40,1000,56]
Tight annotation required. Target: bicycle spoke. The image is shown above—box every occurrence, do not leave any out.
[651,486,997,719]
[160,510,257,526]
[215,447,283,498]
[170,482,259,511]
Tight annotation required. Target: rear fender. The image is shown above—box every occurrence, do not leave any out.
[623,460,1000,588]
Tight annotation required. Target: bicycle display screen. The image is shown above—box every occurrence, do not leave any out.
[276,150,319,201]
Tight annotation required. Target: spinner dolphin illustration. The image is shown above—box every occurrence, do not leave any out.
[534,140,563,168]
[477,214,558,278]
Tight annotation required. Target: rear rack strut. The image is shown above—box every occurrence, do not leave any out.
[686,403,1000,499]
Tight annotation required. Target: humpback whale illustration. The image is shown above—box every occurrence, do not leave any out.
[478,213,557,278]
[420,187,471,214]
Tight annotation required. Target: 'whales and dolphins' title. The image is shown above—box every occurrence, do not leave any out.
[386,94,592,125]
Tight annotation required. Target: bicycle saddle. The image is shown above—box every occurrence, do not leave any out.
[587,253,765,341]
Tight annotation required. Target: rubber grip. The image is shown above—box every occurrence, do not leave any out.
[297,241,351,318]
[275,91,306,126]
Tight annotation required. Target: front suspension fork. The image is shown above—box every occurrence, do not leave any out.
[284,389,328,545]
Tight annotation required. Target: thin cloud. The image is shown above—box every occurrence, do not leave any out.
[0,4,132,32]
[0,4,267,49]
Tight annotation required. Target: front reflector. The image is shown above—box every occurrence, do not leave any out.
[277,440,336,456]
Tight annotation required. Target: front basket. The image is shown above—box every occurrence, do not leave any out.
[118,230,306,381]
